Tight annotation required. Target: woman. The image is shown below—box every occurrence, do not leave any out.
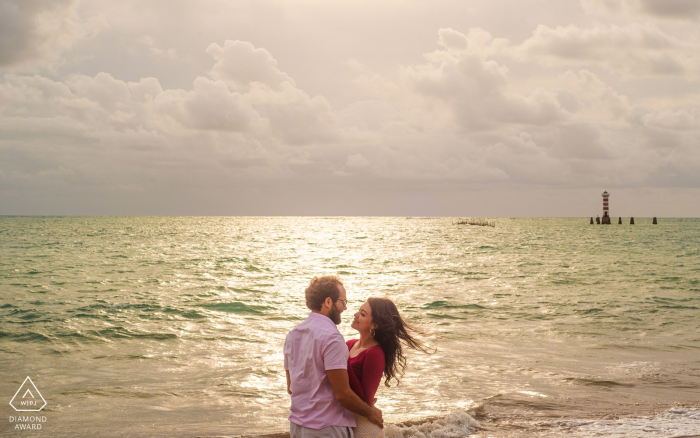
[347,297,433,438]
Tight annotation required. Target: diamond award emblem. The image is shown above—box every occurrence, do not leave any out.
[9,377,47,412]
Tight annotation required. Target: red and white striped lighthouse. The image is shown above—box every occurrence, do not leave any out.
[602,190,610,217]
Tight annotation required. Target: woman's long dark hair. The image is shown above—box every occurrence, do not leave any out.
[368,297,435,387]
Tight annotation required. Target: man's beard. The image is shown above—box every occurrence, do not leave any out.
[329,304,342,325]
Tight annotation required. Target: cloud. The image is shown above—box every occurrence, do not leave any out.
[516,23,700,77]
[166,77,260,132]
[641,108,700,130]
[206,40,336,144]
[207,40,293,91]
[560,70,631,124]
[136,36,177,60]
[0,0,106,70]
[401,28,566,130]
[346,154,369,168]
[637,0,700,19]
[0,38,339,197]
[1,28,700,215]
[583,0,700,20]
[336,28,695,187]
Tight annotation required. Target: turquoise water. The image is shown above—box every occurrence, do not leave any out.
[1,217,699,437]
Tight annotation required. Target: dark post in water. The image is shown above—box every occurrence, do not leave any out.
[618,217,622,224]
[653,217,658,224]
[630,217,635,224]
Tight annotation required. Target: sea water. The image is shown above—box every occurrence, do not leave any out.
[1,217,699,437]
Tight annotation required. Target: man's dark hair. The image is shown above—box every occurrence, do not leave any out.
[305,276,343,311]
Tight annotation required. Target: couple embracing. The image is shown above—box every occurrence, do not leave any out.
[284,276,432,438]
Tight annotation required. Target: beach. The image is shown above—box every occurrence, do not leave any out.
[1,217,699,437]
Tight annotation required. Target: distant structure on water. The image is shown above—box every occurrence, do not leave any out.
[588,190,656,225]
[456,218,496,227]
[601,190,611,224]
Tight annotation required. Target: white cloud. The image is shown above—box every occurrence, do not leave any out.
[206,40,337,144]
[165,76,260,132]
[401,28,567,130]
[560,70,632,124]
[641,108,700,130]
[1,21,700,215]
[333,27,696,188]
[516,23,700,77]
[207,40,293,91]
[0,38,339,193]
[137,36,177,60]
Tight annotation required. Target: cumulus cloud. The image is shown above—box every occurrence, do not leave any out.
[206,40,336,144]
[168,77,259,132]
[0,38,339,200]
[516,23,700,77]
[400,28,566,130]
[0,0,106,69]
[207,40,293,91]
[335,28,696,187]
[559,70,632,124]
[1,26,699,215]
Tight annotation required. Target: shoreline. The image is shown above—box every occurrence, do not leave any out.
[177,400,700,438]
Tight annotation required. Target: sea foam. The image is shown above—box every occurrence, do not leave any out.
[564,407,700,438]
[385,410,479,438]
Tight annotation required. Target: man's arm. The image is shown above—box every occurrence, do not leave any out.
[285,370,291,395]
[326,369,383,428]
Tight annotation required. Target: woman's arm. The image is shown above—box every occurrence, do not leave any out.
[326,369,384,428]
[346,339,367,401]
[348,359,366,401]
[361,347,385,405]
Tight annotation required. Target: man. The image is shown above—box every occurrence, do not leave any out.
[284,276,383,437]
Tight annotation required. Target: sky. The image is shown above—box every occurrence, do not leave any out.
[1,0,699,216]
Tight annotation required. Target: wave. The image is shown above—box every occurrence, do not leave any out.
[0,331,53,342]
[241,411,479,438]
[0,327,178,343]
[421,300,486,310]
[564,377,635,388]
[71,303,207,320]
[385,410,479,438]
[558,407,700,437]
[84,327,177,341]
[426,313,465,320]
[390,405,700,438]
[201,301,273,315]
[242,407,700,438]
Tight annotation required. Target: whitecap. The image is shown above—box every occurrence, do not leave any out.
[564,407,700,438]
[385,410,479,438]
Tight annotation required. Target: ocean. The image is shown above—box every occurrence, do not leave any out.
[1,217,699,437]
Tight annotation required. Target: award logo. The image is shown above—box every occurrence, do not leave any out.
[9,377,46,412]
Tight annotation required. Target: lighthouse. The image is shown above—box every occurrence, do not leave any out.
[601,190,611,224]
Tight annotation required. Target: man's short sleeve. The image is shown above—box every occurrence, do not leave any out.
[322,334,349,370]
[283,336,290,370]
